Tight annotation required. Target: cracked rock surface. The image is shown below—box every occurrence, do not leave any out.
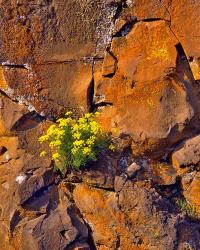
[0,0,200,250]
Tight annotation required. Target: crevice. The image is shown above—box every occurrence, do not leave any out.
[10,210,22,235]
[0,146,7,155]
[21,182,56,207]
[0,89,19,103]
[189,56,194,62]
[113,0,128,21]
[175,42,197,111]
[116,235,121,250]
[1,64,28,69]
[106,49,118,63]
[94,101,113,108]
[11,111,46,131]
[61,188,97,250]
[88,56,114,112]
[174,41,200,126]
[0,88,55,125]
[175,43,188,62]
[0,57,99,69]
[89,185,115,192]
[102,49,118,78]
[142,17,169,22]
[86,223,97,250]
[113,17,170,38]
[113,17,137,37]
[87,77,95,113]
[66,180,115,193]
[87,57,114,113]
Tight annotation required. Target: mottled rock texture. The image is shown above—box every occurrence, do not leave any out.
[0,0,200,250]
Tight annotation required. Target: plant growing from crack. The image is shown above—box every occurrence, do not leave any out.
[176,198,198,218]
[39,111,115,175]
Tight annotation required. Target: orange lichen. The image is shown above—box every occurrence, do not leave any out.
[0,67,8,89]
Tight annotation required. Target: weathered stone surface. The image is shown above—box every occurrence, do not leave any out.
[16,168,54,205]
[2,62,92,115]
[127,0,171,21]
[0,0,117,64]
[172,135,200,170]
[182,172,200,215]
[0,93,28,135]
[126,162,141,178]
[114,174,127,192]
[66,151,119,189]
[73,181,200,250]
[170,0,200,58]
[0,1,200,250]
[22,206,88,250]
[94,20,197,155]
[102,51,117,77]
[150,162,177,186]
[0,0,119,116]
[124,0,200,59]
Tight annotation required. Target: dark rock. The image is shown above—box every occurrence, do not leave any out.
[16,168,55,204]
[74,180,200,250]
[114,174,127,192]
[172,135,200,170]
[22,206,88,250]
[66,151,119,189]
[0,146,7,155]
[23,185,59,214]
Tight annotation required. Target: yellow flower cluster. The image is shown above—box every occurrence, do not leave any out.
[70,113,101,158]
[39,111,115,173]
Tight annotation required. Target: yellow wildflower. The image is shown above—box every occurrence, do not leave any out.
[78,117,86,124]
[40,151,46,157]
[72,132,81,140]
[85,113,92,119]
[72,147,78,155]
[83,147,91,155]
[90,121,99,134]
[52,152,60,160]
[58,118,73,127]
[109,144,115,151]
[73,140,84,147]
[72,124,79,131]
[86,136,95,145]
[65,111,72,116]
[47,125,56,135]
[39,135,48,143]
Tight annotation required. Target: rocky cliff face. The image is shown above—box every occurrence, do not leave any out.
[0,0,200,249]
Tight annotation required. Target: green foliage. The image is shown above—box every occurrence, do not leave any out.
[176,198,197,218]
[39,111,115,174]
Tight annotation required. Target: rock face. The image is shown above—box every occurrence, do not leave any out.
[22,206,88,250]
[0,0,200,250]
[95,19,198,155]
[172,135,200,169]
[0,0,118,115]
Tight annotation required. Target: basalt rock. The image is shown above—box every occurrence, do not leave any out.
[0,0,118,116]
[172,135,200,171]
[95,20,199,156]
[182,172,200,216]
[73,180,200,250]
[0,1,200,250]
[21,206,88,250]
